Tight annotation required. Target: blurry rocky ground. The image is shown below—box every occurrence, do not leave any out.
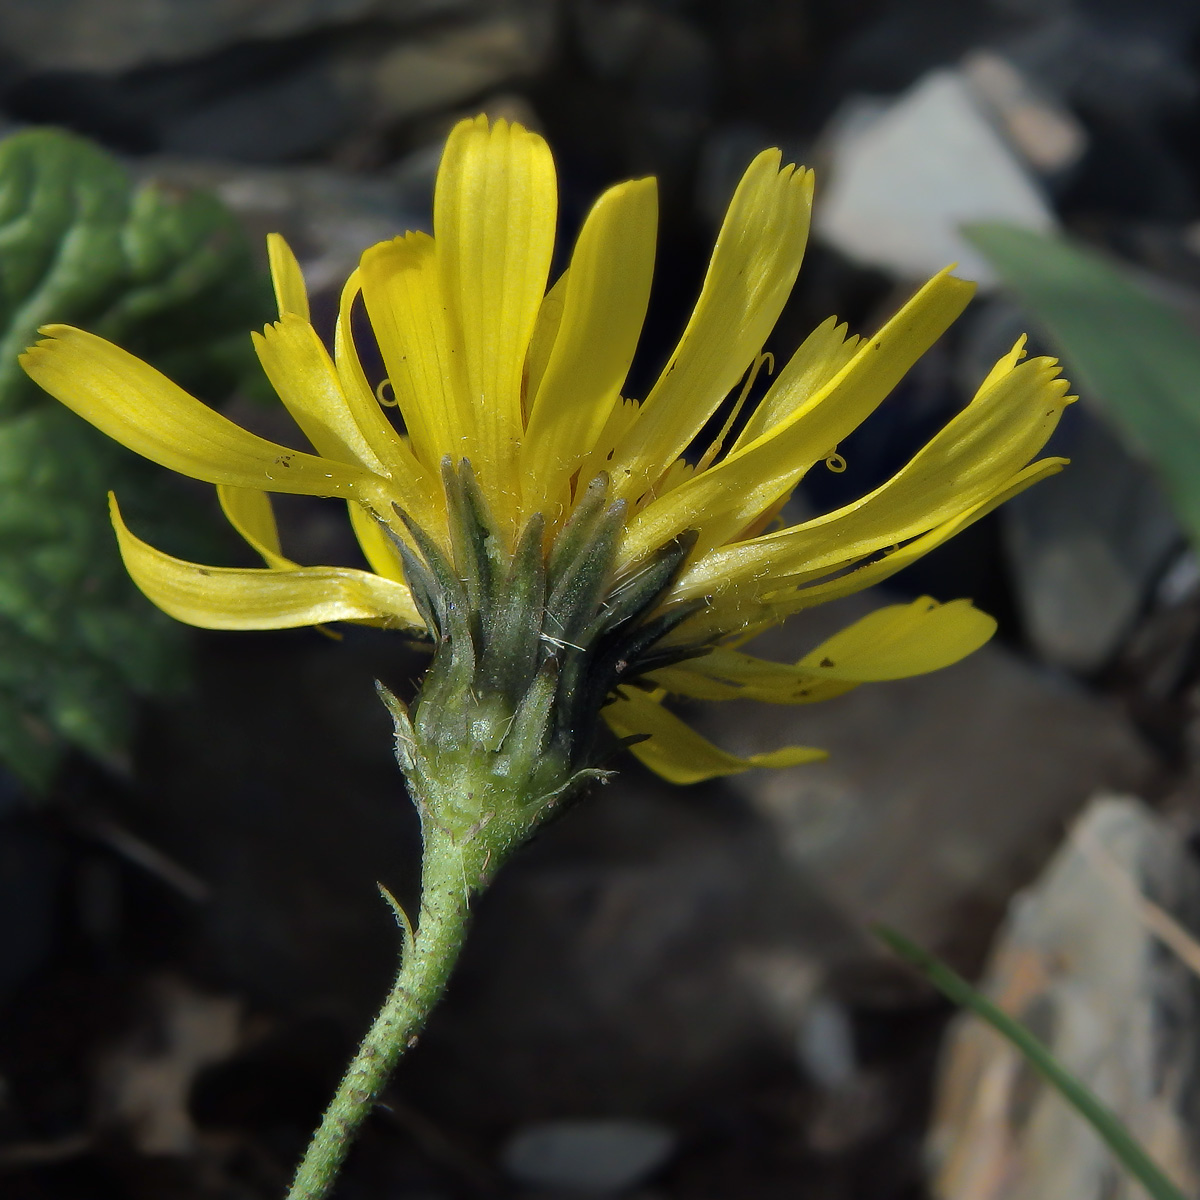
[2,0,1200,1197]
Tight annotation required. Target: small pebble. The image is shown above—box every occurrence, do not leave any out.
[502,1117,676,1194]
[796,995,857,1090]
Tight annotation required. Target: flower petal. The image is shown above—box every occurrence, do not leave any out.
[672,352,1072,600]
[650,658,856,705]
[360,234,467,474]
[623,268,975,565]
[791,595,996,677]
[607,152,814,502]
[574,396,641,493]
[655,597,994,703]
[671,458,1066,645]
[524,269,569,405]
[112,494,420,630]
[778,459,1067,611]
[252,314,436,524]
[347,500,407,582]
[731,316,860,451]
[435,115,557,518]
[522,177,658,519]
[21,326,379,499]
[267,233,310,321]
[253,315,385,469]
[334,267,382,421]
[217,484,293,569]
[603,686,826,784]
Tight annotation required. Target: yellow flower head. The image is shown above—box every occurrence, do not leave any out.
[20,115,1072,787]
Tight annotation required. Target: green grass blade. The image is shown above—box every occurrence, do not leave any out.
[875,924,1188,1200]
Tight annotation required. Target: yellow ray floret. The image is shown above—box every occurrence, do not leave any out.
[653,596,996,705]
[23,326,383,502]
[521,177,658,522]
[111,496,420,631]
[216,484,292,571]
[602,685,827,785]
[19,113,1075,785]
[266,232,310,321]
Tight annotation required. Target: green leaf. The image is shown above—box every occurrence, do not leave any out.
[0,127,272,416]
[0,128,273,790]
[876,925,1189,1200]
[966,222,1200,545]
[0,405,206,788]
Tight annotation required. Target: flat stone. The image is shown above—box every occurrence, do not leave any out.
[960,50,1086,175]
[795,994,857,1090]
[572,0,654,79]
[815,67,1056,285]
[397,774,871,1126]
[157,56,357,163]
[369,10,556,123]
[929,794,1200,1199]
[93,975,242,1156]
[1001,7,1200,124]
[1002,403,1182,673]
[703,591,1157,961]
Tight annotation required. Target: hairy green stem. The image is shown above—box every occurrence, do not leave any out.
[285,831,475,1200]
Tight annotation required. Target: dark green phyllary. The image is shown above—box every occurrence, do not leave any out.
[381,459,700,884]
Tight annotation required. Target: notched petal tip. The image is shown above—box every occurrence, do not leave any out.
[747,145,784,175]
[20,324,76,372]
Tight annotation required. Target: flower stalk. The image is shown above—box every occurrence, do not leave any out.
[290,457,705,1197]
[286,826,474,1200]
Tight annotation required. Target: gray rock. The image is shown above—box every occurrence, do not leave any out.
[572,0,653,79]
[960,50,1086,176]
[624,13,714,183]
[928,795,1200,1199]
[570,2,714,190]
[814,67,1056,285]
[795,994,857,1090]
[92,975,242,1156]
[703,591,1155,959]
[129,627,432,1019]
[0,813,61,1000]
[1000,9,1198,123]
[1156,548,1200,608]
[0,0,475,73]
[134,152,434,300]
[1002,404,1182,673]
[54,11,554,163]
[502,1118,676,1194]
[158,57,357,163]
[368,9,557,123]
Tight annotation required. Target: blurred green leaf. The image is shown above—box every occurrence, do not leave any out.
[876,925,1188,1200]
[0,127,271,415]
[0,127,273,789]
[966,222,1200,545]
